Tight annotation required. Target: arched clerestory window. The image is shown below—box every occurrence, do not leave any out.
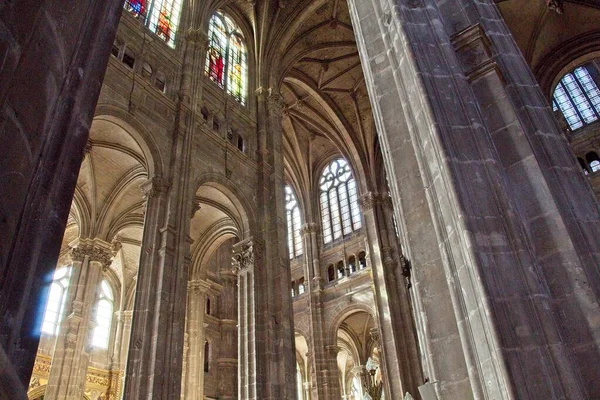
[124,0,183,47]
[91,280,114,349]
[205,11,248,105]
[319,158,362,244]
[41,267,72,335]
[586,151,600,172]
[285,185,303,259]
[553,64,600,131]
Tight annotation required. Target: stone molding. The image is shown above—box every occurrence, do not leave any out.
[70,238,114,267]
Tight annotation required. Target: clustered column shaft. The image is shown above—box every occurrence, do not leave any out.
[44,239,114,400]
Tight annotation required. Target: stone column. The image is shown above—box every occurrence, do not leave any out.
[184,279,211,400]
[301,223,340,400]
[358,192,421,399]
[0,1,123,395]
[114,310,132,399]
[218,270,238,400]
[253,87,297,399]
[349,0,600,398]
[324,345,341,399]
[233,239,260,400]
[44,238,114,400]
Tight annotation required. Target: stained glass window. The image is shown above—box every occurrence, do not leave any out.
[319,159,362,244]
[285,185,303,259]
[553,65,600,131]
[205,11,248,105]
[124,0,182,48]
[91,280,114,349]
[41,267,72,335]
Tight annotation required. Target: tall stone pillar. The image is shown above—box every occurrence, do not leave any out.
[301,223,340,400]
[123,173,193,399]
[218,270,238,400]
[184,279,210,400]
[253,87,297,399]
[0,1,123,395]
[349,0,600,398]
[358,192,421,399]
[324,345,341,398]
[44,238,114,400]
[113,310,132,398]
[233,239,260,400]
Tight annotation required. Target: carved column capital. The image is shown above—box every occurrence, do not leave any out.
[70,238,114,268]
[186,28,208,45]
[359,192,393,212]
[325,344,341,355]
[267,90,285,116]
[187,279,211,293]
[140,176,170,199]
[301,222,319,236]
[231,238,263,274]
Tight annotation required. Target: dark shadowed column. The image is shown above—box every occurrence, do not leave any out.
[0,1,123,397]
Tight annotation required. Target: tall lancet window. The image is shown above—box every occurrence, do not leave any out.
[124,0,183,47]
[553,64,600,131]
[285,185,303,259]
[91,280,114,349]
[205,11,248,105]
[41,267,72,335]
[319,158,361,244]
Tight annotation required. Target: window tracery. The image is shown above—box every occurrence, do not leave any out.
[285,185,303,259]
[124,0,182,47]
[553,64,600,131]
[319,158,362,244]
[205,11,248,105]
[41,267,72,335]
[91,280,114,349]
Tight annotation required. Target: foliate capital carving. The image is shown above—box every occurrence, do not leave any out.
[232,238,263,273]
[359,192,377,211]
[267,91,285,116]
[359,192,393,211]
[140,176,170,199]
[69,238,114,268]
[186,28,208,45]
[301,222,319,236]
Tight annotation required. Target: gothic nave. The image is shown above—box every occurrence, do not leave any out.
[2,0,600,399]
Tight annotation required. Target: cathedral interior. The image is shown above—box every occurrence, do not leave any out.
[2,0,600,399]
